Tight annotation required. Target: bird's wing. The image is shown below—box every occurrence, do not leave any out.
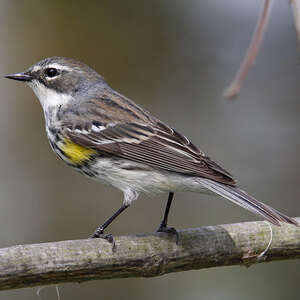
[57,99,299,227]
[59,115,236,186]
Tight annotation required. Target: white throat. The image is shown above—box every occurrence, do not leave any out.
[28,80,72,111]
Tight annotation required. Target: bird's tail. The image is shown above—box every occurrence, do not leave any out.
[197,178,298,226]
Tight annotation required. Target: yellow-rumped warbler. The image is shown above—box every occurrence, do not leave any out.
[5,57,298,243]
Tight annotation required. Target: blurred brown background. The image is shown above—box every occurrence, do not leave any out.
[1,0,300,299]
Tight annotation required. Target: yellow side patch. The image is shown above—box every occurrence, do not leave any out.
[60,138,96,164]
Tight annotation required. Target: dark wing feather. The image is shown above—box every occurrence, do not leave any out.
[58,100,298,227]
[63,118,236,186]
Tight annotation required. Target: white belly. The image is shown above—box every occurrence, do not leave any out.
[89,157,207,195]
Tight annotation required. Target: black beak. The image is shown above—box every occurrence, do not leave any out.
[4,72,33,82]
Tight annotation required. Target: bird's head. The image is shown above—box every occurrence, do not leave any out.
[5,56,105,110]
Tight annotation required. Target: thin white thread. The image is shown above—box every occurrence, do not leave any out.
[36,286,46,300]
[55,285,61,300]
[257,221,273,260]
[36,285,61,300]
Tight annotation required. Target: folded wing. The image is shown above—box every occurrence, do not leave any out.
[62,118,236,186]
[58,102,298,227]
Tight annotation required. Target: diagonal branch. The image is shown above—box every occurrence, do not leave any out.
[290,0,300,52]
[0,218,300,291]
[224,0,273,99]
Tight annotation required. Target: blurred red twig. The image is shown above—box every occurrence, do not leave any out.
[290,0,300,52]
[224,0,273,99]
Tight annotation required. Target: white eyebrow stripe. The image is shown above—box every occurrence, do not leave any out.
[31,65,42,72]
[46,63,73,72]
[32,63,73,73]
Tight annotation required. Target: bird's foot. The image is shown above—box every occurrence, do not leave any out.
[90,228,116,251]
[156,224,179,244]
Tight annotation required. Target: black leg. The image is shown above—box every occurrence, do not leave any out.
[159,192,174,228]
[157,192,179,243]
[90,204,130,249]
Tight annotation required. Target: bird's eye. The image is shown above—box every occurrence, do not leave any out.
[45,68,58,78]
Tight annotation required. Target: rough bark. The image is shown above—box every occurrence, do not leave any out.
[0,219,300,291]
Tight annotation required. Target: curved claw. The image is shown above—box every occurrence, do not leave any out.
[156,225,179,245]
[90,230,116,251]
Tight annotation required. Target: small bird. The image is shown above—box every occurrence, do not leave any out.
[5,57,298,243]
